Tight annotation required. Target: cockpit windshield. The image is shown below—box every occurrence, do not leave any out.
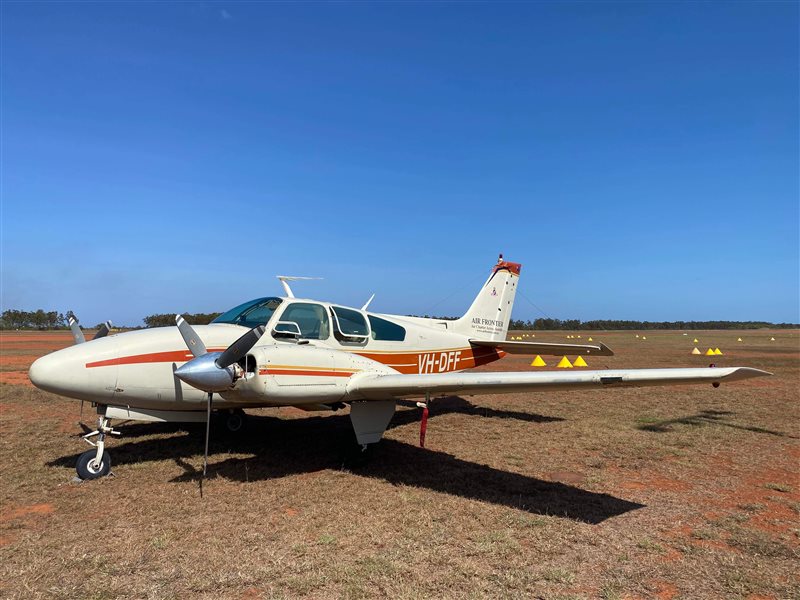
[212,297,283,328]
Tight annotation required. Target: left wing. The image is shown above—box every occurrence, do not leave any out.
[345,367,770,401]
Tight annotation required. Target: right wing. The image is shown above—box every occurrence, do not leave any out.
[345,367,771,401]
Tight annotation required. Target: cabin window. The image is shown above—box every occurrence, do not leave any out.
[278,302,330,340]
[368,315,406,341]
[331,306,369,343]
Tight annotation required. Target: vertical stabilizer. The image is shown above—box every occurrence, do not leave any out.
[451,255,521,341]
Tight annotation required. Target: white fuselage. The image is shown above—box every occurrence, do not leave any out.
[28,298,506,412]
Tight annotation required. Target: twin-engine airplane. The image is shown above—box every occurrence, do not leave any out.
[29,256,770,480]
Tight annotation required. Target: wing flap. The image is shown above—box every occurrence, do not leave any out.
[470,339,614,356]
[346,367,770,401]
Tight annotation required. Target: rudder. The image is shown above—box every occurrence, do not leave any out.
[451,255,521,341]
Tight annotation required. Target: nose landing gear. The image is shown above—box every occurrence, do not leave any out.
[77,410,120,480]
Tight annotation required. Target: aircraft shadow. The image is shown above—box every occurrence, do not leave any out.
[637,409,796,438]
[84,396,564,440]
[51,401,641,524]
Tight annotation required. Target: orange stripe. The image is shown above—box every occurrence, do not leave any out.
[86,348,228,369]
[260,369,354,377]
[355,346,504,374]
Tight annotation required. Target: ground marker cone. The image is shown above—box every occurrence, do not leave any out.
[556,356,573,368]
[573,356,588,367]
[714,348,723,355]
[770,337,775,341]
[737,338,742,342]
[577,335,581,338]
[588,337,593,341]
[705,348,715,356]
[642,336,647,340]
[531,355,546,367]
[691,347,701,355]
[635,334,639,338]
[693,338,699,343]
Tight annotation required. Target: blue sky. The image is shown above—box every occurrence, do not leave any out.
[2,1,798,326]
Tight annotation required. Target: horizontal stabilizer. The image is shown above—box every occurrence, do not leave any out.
[345,367,770,401]
[471,339,614,356]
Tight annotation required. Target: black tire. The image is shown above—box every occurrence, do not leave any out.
[76,449,111,480]
[225,409,247,434]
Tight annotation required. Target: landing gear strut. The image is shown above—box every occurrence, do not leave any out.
[77,410,119,480]
[224,408,247,434]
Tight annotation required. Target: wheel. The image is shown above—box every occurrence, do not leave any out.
[76,449,111,480]
[225,409,247,433]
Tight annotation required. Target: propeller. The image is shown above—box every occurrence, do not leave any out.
[94,320,113,340]
[68,316,85,345]
[172,315,265,476]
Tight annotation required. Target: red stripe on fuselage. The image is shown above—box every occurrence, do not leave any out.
[85,346,505,373]
[258,369,355,377]
[85,348,228,369]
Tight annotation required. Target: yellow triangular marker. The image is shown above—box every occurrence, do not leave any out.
[531,355,546,367]
[693,338,699,343]
[691,347,701,355]
[588,337,593,341]
[573,356,588,367]
[770,337,775,341]
[635,334,639,338]
[642,336,647,340]
[737,338,742,342]
[714,348,723,355]
[706,348,715,356]
[577,335,581,338]
[556,356,573,368]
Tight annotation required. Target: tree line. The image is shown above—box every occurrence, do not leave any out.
[142,313,222,328]
[0,309,78,330]
[2,308,797,331]
[508,318,798,330]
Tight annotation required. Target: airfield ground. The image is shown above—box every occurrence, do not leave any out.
[0,329,798,599]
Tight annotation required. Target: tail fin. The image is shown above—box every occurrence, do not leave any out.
[451,255,521,341]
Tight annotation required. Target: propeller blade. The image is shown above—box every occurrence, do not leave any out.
[215,325,265,369]
[176,315,207,358]
[68,316,85,345]
[203,392,212,476]
[94,320,113,340]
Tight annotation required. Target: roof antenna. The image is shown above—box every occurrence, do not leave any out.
[276,275,322,299]
[361,293,376,311]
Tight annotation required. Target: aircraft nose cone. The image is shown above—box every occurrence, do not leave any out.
[28,337,119,402]
[28,353,58,392]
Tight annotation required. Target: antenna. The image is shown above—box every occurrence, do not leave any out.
[276,275,322,299]
[361,293,376,311]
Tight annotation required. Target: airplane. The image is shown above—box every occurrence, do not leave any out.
[29,255,770,480]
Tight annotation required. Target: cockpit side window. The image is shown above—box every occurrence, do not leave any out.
[278,302,330,340]
[212,297,283,328]
[330,306,370,344]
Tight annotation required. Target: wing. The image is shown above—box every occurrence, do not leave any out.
[470,339,614,356]
[345,367,771,401]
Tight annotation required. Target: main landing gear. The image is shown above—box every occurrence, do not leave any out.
[222,408,247,434]
[77,409,120,480]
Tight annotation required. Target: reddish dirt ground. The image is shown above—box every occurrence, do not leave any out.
[0,329,798,599]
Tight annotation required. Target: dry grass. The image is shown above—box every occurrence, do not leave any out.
[1,329,798,599]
